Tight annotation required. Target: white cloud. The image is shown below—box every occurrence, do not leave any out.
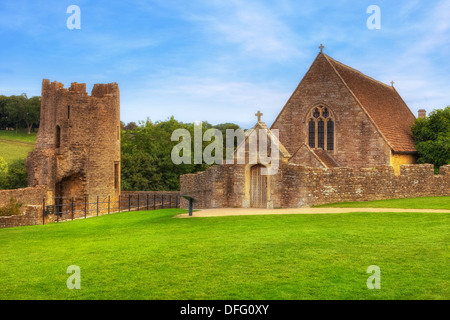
[389,1,450,112]
[185,0,303,61]
[121,75,290,128]
[353,0,450,115]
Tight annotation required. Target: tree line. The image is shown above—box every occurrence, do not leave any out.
[120,117,241,191]
[411,106,450,172]
[0,94,41,134]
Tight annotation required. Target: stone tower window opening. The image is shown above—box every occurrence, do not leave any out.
[55,125,61,149]
[307,105,335,151]
[68,105,70,119]
[114,162,120,191]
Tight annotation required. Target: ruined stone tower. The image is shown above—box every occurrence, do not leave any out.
[26,79,121,204]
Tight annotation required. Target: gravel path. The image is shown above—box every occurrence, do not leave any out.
[176,207,450,218]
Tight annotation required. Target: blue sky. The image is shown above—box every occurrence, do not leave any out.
[0,0,449,129]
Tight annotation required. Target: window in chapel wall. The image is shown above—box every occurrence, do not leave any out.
[318,119,324,149]
[327,120,334,151]
[307,106,335,151]
[308,119,315,148]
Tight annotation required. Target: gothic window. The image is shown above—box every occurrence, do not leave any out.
[306,106,335,151]
[327,120,334,151]
[313,108,320,118]
[308,119,315,148]
[318,120,324,149]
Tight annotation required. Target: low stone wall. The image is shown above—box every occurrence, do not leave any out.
[180,165,240,209]
[180,164,450,209]
[0,205,42,228]
[0,185,50,208]
[0,186,50,228]
[0,189,181,228]
[273,164,450,208]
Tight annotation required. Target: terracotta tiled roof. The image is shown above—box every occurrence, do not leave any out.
[312,149,340,168]
[324,54,417,153]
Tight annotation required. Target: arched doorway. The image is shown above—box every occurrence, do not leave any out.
[250,164,267,208]
[55,173,86,218]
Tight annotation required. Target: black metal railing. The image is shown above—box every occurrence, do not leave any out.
[41,193,180,224]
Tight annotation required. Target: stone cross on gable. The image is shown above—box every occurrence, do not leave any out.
[319,44,324,53]
[255,110,263,122]
[390,80,395,87]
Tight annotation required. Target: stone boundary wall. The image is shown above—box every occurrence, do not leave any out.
[0,186,50,228]
[0,189,181,228]
[0,185,50,208]
[0,205,41,228]
[274,164,450,208]
[180,165,239,209]
[180,164,450,209]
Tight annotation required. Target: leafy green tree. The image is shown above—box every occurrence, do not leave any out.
[4,94,40,133]
[0,156,7,175]
[5,94,27,131]
[120,117,240,191]
[213,122,241,134]
[121,117,210,191]
[213,122,243,159]
[124,121,138,131]
[411,106,450,171]
[0,159,27,190]
[7,160,28,189]
[0,95,10,129]
[24,96,41,134]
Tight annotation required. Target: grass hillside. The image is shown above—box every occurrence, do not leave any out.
[0,130,36,164]
[0,208,448,300]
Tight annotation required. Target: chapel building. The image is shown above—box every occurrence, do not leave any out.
[179,49,438,209]
[270,50,418,174]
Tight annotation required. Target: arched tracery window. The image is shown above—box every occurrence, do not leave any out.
[307,106,335,151]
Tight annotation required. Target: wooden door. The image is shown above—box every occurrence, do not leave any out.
[250,164,267,208]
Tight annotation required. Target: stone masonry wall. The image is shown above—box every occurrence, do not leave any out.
[272,163,449,208]
[26,79,121,205]
[0,189,180,228]
[0,206,41,228]
[180,165,245,209]
[180,164,450,209]
[0,186,50,228]
[0,186,50,207]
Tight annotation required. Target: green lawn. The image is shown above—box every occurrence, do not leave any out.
[313,196,450,210]
[0,130,36,164]
[0,129,37,143]
[0,208,448,300]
